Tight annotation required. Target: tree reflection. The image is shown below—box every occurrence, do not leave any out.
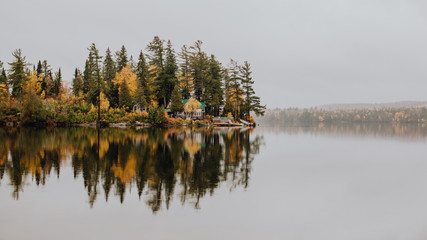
[0,127,263,212]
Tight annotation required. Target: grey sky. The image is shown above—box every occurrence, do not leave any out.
[1,0,426,108]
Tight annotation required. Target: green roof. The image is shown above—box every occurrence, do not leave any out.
[183,99,206,108]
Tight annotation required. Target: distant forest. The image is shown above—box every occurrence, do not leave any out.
[257,108,427,124]
[0,36,265,125]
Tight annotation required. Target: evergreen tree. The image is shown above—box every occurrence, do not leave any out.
[205,55,223,115]
[146,36,166,106]
[103,48,116,84]
[228,59,243,119]
[178,45,192,99]
[109,83,119,108]
[40,60,51,95]
[160,40,178,107]
[170,85,184,115]
[0,61,7,86]
[189,40,209,102]
[0,65,9,104]
[240,61,265,117]
[0,67,7,86]
[85,43,102,104]
[53,68,62,96]
[146,36,165,70]
[134,81,147,108]
[83,60,91,94]
[8,49,28,101]
[135,51,150,104]
[119,80,132,109]
[147,37,177,107]
[36,60,42,76]
[72,68,84,96]
[116,45,128,72]
[103,48,117,105]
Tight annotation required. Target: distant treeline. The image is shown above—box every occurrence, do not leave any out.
[257,108,427,124]
[0,36,265,125]
[259,123,427,141]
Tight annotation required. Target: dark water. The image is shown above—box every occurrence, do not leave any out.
[1,124,427,240]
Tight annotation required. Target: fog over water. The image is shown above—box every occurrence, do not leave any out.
[1,0,427,108]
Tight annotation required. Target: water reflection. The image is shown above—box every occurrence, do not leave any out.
[261,123,427,141]
[0,127,262,212]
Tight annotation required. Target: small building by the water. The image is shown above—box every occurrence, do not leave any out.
[133,104,147,112]
[167,98,207,120]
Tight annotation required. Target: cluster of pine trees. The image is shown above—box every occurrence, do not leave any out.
[0,36,265,124]
[72,36,265,118]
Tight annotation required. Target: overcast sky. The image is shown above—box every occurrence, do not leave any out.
[1,0,427,108]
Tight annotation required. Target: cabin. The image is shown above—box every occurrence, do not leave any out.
[167,98,207,120]
[133,104,147,112]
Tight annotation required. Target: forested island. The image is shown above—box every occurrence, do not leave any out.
[0,36,265,127]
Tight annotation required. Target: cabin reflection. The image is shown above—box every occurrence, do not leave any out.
[0,127,262,212]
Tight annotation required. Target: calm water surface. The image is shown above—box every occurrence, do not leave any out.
[1,124,427,240]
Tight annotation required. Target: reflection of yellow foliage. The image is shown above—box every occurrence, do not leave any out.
[112,65,138,96]
[98,138,109,158]
[184,138,201,155]
[112,154,137,184]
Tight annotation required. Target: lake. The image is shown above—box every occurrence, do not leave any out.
[1,124,427,240]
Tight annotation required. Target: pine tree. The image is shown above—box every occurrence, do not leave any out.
[170,85,184,115]
[103,48,116,84]
[134,81,147,109]
[0,66,9,105]
[86,43,102,104]
[135,51,150,104]
[178,45,192,99]
[8,49,28,101]
[0,67,7,86]
[36,60,42,76]
[228,59,243,119]
[146,36,165,70]
[40,60,51,95]
[162,40,178,106]
[222,68,233,116]
[240,61,265,117]
[53,68,62,96]
[103,48,117,105]
[72,68,84,96]
[119,80,132,110]
[116,45,128,72]
[189,40,209,102]
[206,55,223,115]
[83,60,91,94]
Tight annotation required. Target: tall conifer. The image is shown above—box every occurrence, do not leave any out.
[116,45,128,72]
[8,49,28,103]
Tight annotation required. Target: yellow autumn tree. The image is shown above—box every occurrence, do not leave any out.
[112,65,138,97]
[184,97,201,118]
[21,71,46,123]
[100,91,110,111]
[24,71,43,96]
[0,81,9,106]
